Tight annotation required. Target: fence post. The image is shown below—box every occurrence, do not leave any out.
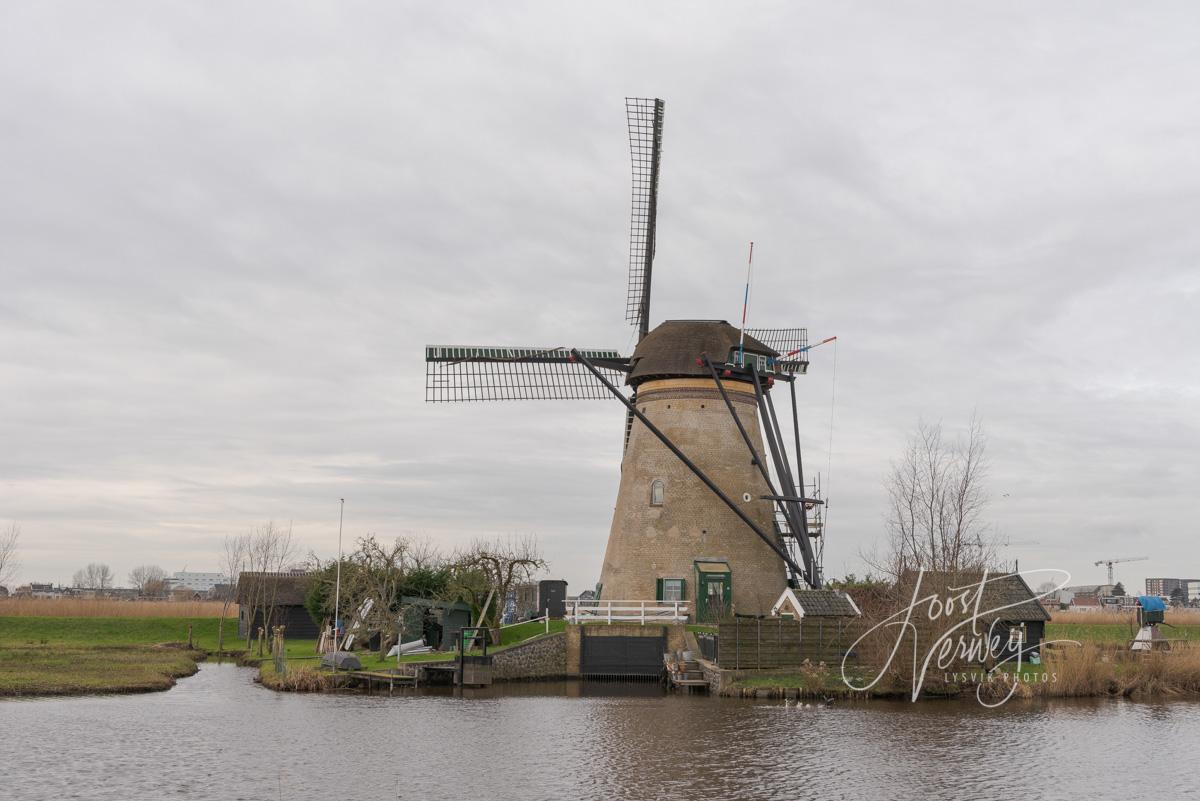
[641,601,645,625]
[735,620,740,670]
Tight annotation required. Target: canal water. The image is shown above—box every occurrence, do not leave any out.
[0,663,1190,800]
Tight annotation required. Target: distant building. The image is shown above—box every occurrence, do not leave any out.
[1145,578,1200,602]
[1102,594,1139,609]
[0,585,8,598]
[1054,584,1114,607]
[168,572,230,594]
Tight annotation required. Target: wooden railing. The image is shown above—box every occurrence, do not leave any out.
[564,599,689,623]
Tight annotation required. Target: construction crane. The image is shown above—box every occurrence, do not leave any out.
[1094,556,1149,586]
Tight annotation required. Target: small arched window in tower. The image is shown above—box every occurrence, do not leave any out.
[650,479,665,507]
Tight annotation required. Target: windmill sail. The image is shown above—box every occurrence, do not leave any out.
[625,97,664,341]
[425,346,629,402]
[743,327,810,375]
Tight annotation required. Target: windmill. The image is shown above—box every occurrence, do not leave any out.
[425,98,826,617]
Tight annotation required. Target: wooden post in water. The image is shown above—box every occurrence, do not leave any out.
[272,625,286,675]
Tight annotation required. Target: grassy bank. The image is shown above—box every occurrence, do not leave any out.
[0,615,242,652]
[0,615,239,697]
[259,621,570,690]
[1046,609,1200,645]
[1046,621,1200,645]
[0,643,204,697]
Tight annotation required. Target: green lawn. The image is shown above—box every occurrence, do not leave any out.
[0,617,238,695]
[730,672,845,691]
[347,620,567,671]
[0,644,203,696]
[0,615,569,694]
[1046,622,1200,645]
[0,616,238,651]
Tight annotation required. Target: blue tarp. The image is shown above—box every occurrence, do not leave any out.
[1137,595,1167,612]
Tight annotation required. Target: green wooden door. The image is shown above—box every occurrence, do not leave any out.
[694,563,732,622]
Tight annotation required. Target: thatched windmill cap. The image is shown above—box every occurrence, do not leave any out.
[627,320,777,386]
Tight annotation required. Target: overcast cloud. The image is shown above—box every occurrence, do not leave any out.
[2,2,1197,593]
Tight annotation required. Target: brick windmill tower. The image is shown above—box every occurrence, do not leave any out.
[426,99,825,618]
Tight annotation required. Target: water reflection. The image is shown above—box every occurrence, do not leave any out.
[0,663,1193,801]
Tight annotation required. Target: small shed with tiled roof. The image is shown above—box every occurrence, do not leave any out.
[771,587,861,620]
[899,571,1050,661]
[236,571,319,639]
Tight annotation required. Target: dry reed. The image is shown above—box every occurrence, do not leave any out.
[1050,608,1200,625]
[259,664,334,692]
[0,598,235,618]
[1037,642,1200,697]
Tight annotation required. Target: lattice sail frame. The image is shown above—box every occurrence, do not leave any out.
[625,98,665,338]
[425,346,628,402]
[744,327,810,375]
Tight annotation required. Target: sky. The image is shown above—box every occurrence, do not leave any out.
[2,2,1198,593]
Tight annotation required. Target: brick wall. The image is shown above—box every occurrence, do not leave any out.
[597,378,789,616]
[491,633,567,680]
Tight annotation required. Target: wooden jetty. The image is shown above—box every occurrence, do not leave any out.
[345,669,419,694]
[666,656,709,692]
[420,656,493,687]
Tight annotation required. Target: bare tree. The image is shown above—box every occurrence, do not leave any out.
[241,521,297,651]
[128,565,167,595]
[343,535,417,659]
[451,535,547,641]
[0,522,19,588]
[867,418,996,581]
[218,533,249,653]
[73,562,114,592]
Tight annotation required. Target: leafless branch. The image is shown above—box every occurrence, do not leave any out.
[0,522,19,588]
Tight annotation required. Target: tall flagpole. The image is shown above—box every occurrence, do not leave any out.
[737,241,754,366]
[333,498,344,650]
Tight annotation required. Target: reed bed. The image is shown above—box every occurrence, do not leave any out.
[0,597,235,618]
[258,663,335,692]
[1050,608,1200,625]
[1037,643,1200,698]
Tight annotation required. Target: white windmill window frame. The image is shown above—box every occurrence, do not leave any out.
[650,479,665,507]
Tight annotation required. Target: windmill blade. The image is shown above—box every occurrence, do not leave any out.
[625,97,665,340]
[743,327,806,354]
[425,346,629,402]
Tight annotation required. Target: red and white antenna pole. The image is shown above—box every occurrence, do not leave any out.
[738,241,754,366]
[783,335,837,359]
